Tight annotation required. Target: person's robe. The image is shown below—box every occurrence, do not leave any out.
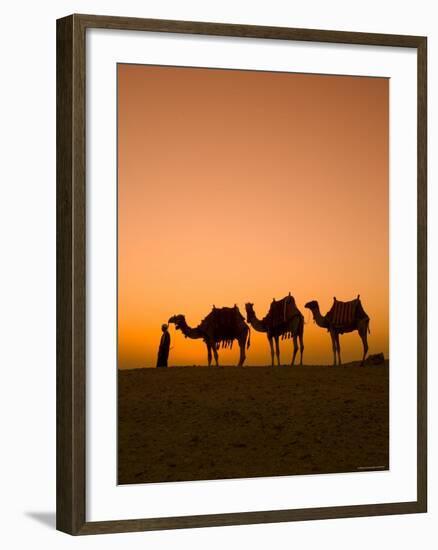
[156,331,170,367]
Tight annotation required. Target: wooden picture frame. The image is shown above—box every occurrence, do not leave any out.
[56,13,427,535]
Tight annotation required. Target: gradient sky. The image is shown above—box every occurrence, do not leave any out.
[118,64,389,369]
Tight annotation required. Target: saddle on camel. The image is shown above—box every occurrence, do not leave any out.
[200,305,247,349]
[263,293,302,340]
[326,295,369,333]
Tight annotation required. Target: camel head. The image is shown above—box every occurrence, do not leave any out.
[168,314,185,331]
[244,303,255,322]
[304,300,319,311]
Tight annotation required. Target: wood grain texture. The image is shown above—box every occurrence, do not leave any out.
[74,13,425,48]
[416,37,428,513]
[56,14,86,535]
[56,13,427,535]
[77,501,422,535]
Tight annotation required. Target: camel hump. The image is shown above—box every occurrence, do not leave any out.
[203,305,245,325]
[264,294,300,327]
[200,305,246,343]
[327,295,368,326]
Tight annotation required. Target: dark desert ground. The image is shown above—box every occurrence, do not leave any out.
[118,360,389,484]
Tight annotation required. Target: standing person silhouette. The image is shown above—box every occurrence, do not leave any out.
[156,323,171,368]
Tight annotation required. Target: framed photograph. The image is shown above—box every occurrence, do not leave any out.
[57,14,427,535]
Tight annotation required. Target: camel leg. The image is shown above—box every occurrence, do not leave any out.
[291,335,298,366]
[237,338,246,367]
[274,335,280,366]
[299,329,304,366]
[330,331,337,366]
[207,344,212,367]
[212,344,219,367]
[359,326,369,366]
[268,336,274,366]
[335,333,342,366]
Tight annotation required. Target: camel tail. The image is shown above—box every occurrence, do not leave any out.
[247,327,251,349]
[368,321,371,334]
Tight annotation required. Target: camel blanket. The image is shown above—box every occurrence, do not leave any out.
[326,297,368,327]
[200,306,245,348]
[263,295,301,328]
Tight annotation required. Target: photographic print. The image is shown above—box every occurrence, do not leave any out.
[117,63,389,485]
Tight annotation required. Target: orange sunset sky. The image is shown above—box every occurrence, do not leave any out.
[117,64,389,369]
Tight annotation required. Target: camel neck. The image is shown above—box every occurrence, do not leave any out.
[247,309,267,333]
[179,320,202,339]
[311,305,328,328]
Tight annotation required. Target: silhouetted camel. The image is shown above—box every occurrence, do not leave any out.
[168,305,250,367]
[305,296,370,366]
[245,293,304,366]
